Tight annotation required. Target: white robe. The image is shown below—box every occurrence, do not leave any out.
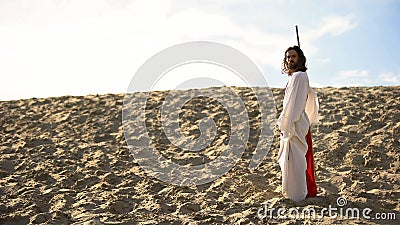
[277,71,319,202]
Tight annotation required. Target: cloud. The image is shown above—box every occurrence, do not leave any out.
[330,70,400,87]
[298,14,357,56]
[0,0,365,100]
[0,0,295,100]
[338,70,369,78]
[309,81,325,88]
[329,70,371,87]
[316,58,331,63]
[322,15,358,36]
[305,15,357,39]
[378,72,400,84]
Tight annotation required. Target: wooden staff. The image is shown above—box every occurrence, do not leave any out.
[295,25,300,48]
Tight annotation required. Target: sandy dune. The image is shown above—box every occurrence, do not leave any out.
[0,86,399,224]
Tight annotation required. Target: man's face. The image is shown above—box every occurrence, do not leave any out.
[286,49,299,69]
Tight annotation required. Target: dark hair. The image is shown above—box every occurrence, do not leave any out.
[281,45,307,74]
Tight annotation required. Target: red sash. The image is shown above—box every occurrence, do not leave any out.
[305,128,317,197]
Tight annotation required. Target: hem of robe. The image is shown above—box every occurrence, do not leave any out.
[279,135,308,202]
[279,128,318,201]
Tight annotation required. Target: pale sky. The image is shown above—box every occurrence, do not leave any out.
[1,0,399,100]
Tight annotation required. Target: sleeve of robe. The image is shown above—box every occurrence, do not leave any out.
[305,88,319,125]
[278,72,309,142]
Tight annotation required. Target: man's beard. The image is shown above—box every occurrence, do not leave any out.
[288,61,298,69]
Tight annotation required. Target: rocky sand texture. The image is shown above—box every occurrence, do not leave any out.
[1,86,399,224]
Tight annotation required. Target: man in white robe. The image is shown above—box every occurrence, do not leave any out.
[278,46,319,202]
